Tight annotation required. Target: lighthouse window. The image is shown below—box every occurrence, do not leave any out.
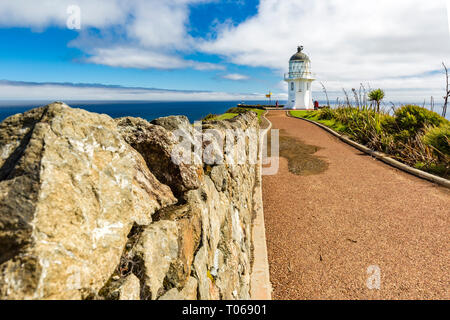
[290,61,304,73]
[291,82,294,91]
[307,82,311,90]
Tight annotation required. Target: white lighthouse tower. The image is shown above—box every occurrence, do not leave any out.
[284,46,315,110]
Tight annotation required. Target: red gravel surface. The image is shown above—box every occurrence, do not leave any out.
[262,111,450,300]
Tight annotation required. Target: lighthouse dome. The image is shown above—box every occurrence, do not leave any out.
[290,46,310,62]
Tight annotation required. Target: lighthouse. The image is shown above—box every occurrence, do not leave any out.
[284,46,315,110]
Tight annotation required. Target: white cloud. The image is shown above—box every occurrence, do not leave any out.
[0,80,272,101]
[199,0,450,99]
[86,47,224,70]
[0,0,127,29]
[0,0,449,102]
[315,72,447,105]
[125,0,192,49]
[0,0,219,71]
[222,73,249,81]
[447,0,450,37]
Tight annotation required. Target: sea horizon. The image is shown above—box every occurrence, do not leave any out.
[0,100,284,123]
[1,99,448,123]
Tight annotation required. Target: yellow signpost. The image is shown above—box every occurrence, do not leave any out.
[266,92,272,105]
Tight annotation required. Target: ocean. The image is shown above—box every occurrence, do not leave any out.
[0,100,283,123]
[0,100,448,122]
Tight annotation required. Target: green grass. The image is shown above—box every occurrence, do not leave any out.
[203,107,266,124]
[289,110,347,133]
[289,110,311,118]
[249,108,266,124]
[215,113,239,121]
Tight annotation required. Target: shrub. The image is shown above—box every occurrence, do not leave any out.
[226,107,249,114]
[394,130,412,143]
[292,104,449,177]
[423,123,450,156]
[368,89,385,112]
[414,162,448,177]
[380,114,397,133]
[202,113,217,121]
[316,107,334,120]
[394,105,448,135]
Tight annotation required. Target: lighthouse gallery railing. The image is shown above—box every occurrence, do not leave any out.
[284,71,316,80]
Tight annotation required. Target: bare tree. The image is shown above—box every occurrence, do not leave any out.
[343,88,351,107]
[320,82,330,107]
[352,88,360,109]
[443,62,449,118]
[360,83,368,108]
[389,102,396,115]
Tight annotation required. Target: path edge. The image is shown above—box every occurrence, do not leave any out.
[286,111,450,189]
[250,110,273,300]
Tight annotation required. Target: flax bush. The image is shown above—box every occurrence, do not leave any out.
[302,105,449,178]
[423,123,450,156]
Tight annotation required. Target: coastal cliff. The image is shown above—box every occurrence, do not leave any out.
[0,102,261,300]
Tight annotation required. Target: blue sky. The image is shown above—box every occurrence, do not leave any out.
[0,0,449,103]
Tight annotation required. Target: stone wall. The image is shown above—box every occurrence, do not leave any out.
[0,102,262,300]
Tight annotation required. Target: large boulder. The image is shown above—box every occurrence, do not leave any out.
[0,104,261,301]
[131,220,179,300]
[158,276,198,300]
[116,116,202,198]
[0,103,176,299]
[151,115,191,132]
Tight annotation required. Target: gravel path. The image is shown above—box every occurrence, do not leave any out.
[262,111,449,300]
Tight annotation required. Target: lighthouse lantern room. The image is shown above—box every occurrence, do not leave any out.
[284,46,315,110]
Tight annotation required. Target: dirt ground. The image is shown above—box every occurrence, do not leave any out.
[262,110,450,300]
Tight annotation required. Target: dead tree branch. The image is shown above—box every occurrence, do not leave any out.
[320,82,330,107]
[443,62,449,118]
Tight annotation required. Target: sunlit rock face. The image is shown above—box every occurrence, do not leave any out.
[116,116,202,199]
[0,102,261,300]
